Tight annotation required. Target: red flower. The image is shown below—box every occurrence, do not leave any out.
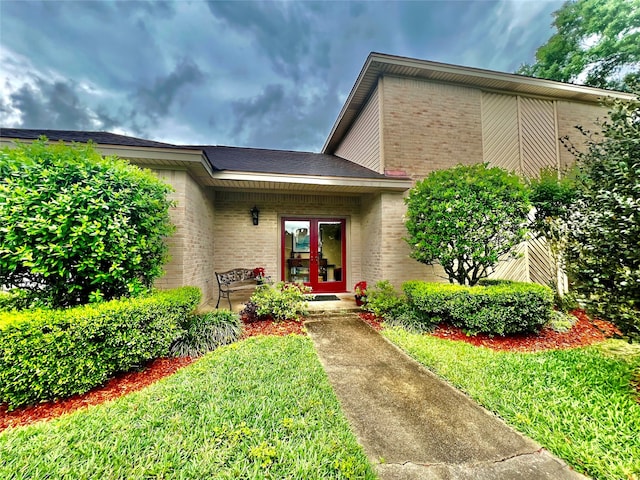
[354,281,367,296]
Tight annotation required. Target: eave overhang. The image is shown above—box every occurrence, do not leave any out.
[206,170,412,193]
[323,52,638,154]
[0,136,411,194]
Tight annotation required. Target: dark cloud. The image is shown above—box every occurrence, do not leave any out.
[7,78,94,130]
[132,58,205,119]
[206,0,333,82]
[1,0,566,151]
[230,82,339,151]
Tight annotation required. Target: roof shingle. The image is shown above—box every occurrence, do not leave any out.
[0,128,390,180]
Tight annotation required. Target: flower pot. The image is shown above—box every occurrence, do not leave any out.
[355,295,366,306]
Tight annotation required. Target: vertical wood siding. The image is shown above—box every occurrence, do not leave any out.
[519,97,558,179]
[481,93,520,173]
[335,86,381,172]
[481,93,559,285]
[482,92,528,281]
[519,97,558,285]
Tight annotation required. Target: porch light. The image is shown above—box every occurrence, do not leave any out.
[250,206,260,225]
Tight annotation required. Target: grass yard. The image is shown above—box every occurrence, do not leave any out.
[383,327,640,480]
[0,335,376,480]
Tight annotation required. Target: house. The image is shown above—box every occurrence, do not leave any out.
[1,53,635,304]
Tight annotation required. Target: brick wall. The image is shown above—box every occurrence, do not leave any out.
[381,76,484,179]
[379,192,443,289]
[213,191,362,296]
[152,169,216,303]
[556,100,605,170]
[372,76,612,288]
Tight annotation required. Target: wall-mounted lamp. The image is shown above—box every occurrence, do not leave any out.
[250,206,260,225]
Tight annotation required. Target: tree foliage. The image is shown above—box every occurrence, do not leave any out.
[404,163,530,286]
[0,139,175,307]
[528,167,578,294]
[518,0,640,91]
[563,96,640,338]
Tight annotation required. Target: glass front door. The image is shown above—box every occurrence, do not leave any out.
[282,218,346,293]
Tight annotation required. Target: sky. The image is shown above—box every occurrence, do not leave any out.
[0,0,564,152]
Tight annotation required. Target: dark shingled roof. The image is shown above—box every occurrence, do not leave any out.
[1,128,390,179]
[0,128,178,148]
[200,145,387,179]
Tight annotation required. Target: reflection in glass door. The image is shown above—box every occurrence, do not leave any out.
[282,218,346,293]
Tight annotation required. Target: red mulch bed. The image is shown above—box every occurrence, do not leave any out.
[360,309,621,352]
[0,357,195,431]
[1,317,305,432]
[241,317,305,339]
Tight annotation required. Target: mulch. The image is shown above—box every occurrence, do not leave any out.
[0,311,622,431]
[1,318,305,431]
[360,309,621,352]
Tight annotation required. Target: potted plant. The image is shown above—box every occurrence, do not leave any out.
[253,267,266,284]
[354,281,367,306]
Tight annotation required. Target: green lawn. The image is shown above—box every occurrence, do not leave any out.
[0,335,376,480]
[383,327,640,480]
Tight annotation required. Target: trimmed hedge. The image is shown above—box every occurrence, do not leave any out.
[403,280,553,336]
[0,287,200,409]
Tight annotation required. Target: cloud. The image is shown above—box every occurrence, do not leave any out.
[3,76,92,130]
[132,58,205,120]
[230,81,341,151]
[0,0,568,151]
[206,1,318,82]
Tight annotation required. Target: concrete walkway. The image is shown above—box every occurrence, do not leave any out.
[305,314,588,480]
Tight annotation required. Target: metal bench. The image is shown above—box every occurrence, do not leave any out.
[215,268,261,309]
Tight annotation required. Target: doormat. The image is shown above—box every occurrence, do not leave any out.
[307,295,341,302]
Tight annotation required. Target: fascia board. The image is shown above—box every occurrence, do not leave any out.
[212,170,412,191]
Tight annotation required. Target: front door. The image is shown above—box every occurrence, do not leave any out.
[281,218,346,293]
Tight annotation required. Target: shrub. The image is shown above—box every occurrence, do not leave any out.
[0,288,50,312]
[563,96,640,339]
[0,139,175,308]
[364,280,437,333]
[404,163,530,286]
[403,280,553,336]
[170,310,242,357]
[363,281,403,318]
[0,286,200,409]
[248,282,311,321]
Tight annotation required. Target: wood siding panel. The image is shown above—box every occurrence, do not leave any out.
[528,236,553,285]
[519,97,557,285]
[490,244,530,283]
[481,93,520,173]
[336,86,381,172]
[520,98,558,178]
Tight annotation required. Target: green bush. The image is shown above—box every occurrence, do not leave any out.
[404,163,530,286]
[248,282,311,321]
[0,139,175,308]
[170,310,242,357]
[364,281,436,333]
[363,280,404,318]
[403,280,553,335]
[563,97,640,339]
[0,286,200,409]
[0,288,46,312]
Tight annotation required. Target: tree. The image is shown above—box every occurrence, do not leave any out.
[0,138,175,307]
[404,163,530,286]
[563,96,640,338]
[517,0,640,91]
[528,166,578,296]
